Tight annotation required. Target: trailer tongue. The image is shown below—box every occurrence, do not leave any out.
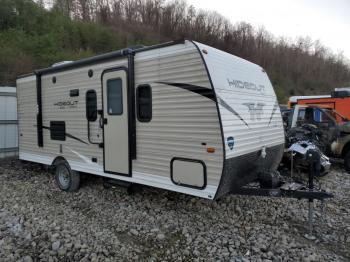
[234,184,332,200]
[232,148,333,239]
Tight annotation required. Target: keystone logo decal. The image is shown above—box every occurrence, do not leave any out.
[227,136,235,150]
[227,78,265,94]
[243,102,265,121]
[54,100,78,109]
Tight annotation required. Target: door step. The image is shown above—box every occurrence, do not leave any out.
[103,178,142,194]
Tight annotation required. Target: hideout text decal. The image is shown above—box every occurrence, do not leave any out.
[54,100,78,109]
[227,78,265,94]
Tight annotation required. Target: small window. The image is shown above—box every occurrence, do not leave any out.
[50,121,66,141]
[137,84,152,122]
[107,78,123,115]
[86,90,97,121]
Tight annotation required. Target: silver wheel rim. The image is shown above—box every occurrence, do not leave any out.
[58,166,70,188]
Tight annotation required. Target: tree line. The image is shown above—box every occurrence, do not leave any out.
[1,0,349,102]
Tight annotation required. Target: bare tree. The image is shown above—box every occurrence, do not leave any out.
[40,0,350,98]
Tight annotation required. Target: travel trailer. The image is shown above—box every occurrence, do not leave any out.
[16,39,285,199]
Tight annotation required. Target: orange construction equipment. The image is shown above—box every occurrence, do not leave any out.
[290,88,350,122]
[297,97,350,122]
[288,95,330,109]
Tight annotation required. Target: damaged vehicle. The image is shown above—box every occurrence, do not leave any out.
[284,128,331,176]
[288,105,350,172]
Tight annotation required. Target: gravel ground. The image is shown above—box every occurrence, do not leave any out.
[0,158,349,262]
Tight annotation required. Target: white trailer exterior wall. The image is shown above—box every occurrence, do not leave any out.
[196,42,284,158]
[16,40,284,199]
[17,41,223,199]
[194,42,284,197]
[0,87,18,158]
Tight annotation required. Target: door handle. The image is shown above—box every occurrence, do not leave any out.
[100,117,107,128]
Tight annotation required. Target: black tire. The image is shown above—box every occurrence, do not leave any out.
[54,160,80,192]
[344,150,350,173]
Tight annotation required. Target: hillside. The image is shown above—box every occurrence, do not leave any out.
[1,0,350,102]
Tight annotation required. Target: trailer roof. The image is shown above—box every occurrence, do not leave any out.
[17,39,185,79]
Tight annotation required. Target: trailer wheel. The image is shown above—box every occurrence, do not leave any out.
[54,160,80,192]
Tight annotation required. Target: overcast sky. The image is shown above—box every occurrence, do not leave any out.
[187,0,350,60]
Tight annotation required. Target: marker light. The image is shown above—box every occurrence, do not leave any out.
[207,147,215,153]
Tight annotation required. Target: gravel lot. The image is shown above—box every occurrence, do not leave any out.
[0,158,349,262]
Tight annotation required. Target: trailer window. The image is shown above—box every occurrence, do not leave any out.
[107,78,123,115]
[137,85,152,122]
[86,90,97,121]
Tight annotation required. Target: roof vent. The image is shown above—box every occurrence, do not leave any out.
[52,61,74,67]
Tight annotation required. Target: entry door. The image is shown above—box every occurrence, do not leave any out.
[102,69,129,175]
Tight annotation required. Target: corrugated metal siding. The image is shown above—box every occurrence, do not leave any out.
[16,41,223,190]
[0,87,18,158]
[17,76,37,157]
[17,60,128,164]
[134,42,223,187]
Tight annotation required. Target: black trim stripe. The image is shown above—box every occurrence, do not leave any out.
[190,40,226,200]
[268,101,279,125]
[156,82,216,101]
[128,53,137,160]
[36,74,43,147]
[41,125,89,145]
[65,133,89,145]
[157,81,250,128]
[216,96,249,128]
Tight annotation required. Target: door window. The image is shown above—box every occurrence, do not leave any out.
[107,78,123,115]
